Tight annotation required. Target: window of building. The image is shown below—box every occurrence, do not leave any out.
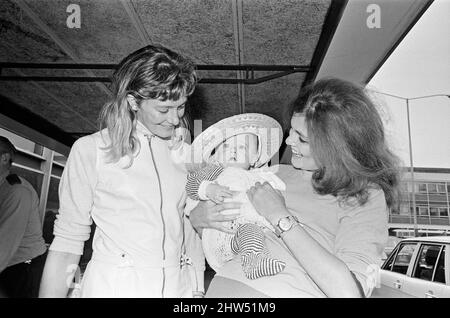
[430,207,439,217]
[418,206,429,216]
[399,204,410,215]
[418,183,427,193]
[428,184,437,193]
[439,208,448,217]
[437,184,446,194]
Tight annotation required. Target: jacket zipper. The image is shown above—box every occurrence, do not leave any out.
[148,135,166,297]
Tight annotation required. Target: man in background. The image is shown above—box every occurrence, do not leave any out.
[0,136,47,297]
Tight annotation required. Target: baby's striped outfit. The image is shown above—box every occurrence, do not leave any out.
[187,163,286,279]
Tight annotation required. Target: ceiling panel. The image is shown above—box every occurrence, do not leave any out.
[134,0,236,64]
[0,0,70,62]
[0,80,94,132]
[26,81,104,131]
[21,0,144,63]
[244,72,306,131]
[242,0,330,64]
[1,67,104,131]
[191,81,240,130]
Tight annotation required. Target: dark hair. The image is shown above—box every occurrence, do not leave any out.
[0,136,17,165]
[290,78,401,210]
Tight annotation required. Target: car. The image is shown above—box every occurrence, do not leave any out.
[371,236,450,298]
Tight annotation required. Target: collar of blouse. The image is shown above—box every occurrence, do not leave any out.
[135,120,153,137]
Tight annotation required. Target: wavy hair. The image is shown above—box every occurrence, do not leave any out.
[289,78,401,210]
[99,44,197,164]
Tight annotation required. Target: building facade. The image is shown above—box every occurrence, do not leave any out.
[390,168,450,237]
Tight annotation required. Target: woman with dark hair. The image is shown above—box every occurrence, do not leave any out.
[190,77,401,297]
[39,45,210,297]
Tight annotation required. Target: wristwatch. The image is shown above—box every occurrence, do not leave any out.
[274,215,302,237]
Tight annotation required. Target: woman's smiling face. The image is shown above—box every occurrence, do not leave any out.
[285,114,318,170]
[132,96,187,139]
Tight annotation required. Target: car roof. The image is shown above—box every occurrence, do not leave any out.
[401,236,450,244]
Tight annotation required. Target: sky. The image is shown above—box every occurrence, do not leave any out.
[368,0,450,169]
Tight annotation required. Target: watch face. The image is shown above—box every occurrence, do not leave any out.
[279,217,292,231]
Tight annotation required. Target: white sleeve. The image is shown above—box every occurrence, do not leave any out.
[50,136,97,255]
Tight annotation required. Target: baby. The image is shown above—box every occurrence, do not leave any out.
[186,128,286,280]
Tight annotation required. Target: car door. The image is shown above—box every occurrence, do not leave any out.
[376,242,419,297]
[402,243,444,298]
[439,244,450,298]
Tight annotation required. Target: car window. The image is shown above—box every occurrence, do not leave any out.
[385,243,417,274]
[383,244,398,270]
[413,244,442,281]
[433,246,446,284]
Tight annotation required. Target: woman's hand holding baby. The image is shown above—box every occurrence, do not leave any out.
[189,200,242,237]
[247,182,291,226]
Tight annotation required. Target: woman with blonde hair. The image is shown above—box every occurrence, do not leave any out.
[190,77,401,297]
[39,44,207,297]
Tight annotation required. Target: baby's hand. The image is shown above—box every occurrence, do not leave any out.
[206,183,234,204]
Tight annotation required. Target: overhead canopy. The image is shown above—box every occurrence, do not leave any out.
[0,0,432,156]
[317,0,433,83]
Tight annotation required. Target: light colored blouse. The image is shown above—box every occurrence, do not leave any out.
[49,121,204,297]
[215,164,388,297]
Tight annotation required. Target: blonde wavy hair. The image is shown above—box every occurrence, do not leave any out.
[99,45,197,164]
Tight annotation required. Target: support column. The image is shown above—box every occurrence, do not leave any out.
[39,147,54,226]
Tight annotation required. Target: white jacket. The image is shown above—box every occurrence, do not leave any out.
[50,121,204,297]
